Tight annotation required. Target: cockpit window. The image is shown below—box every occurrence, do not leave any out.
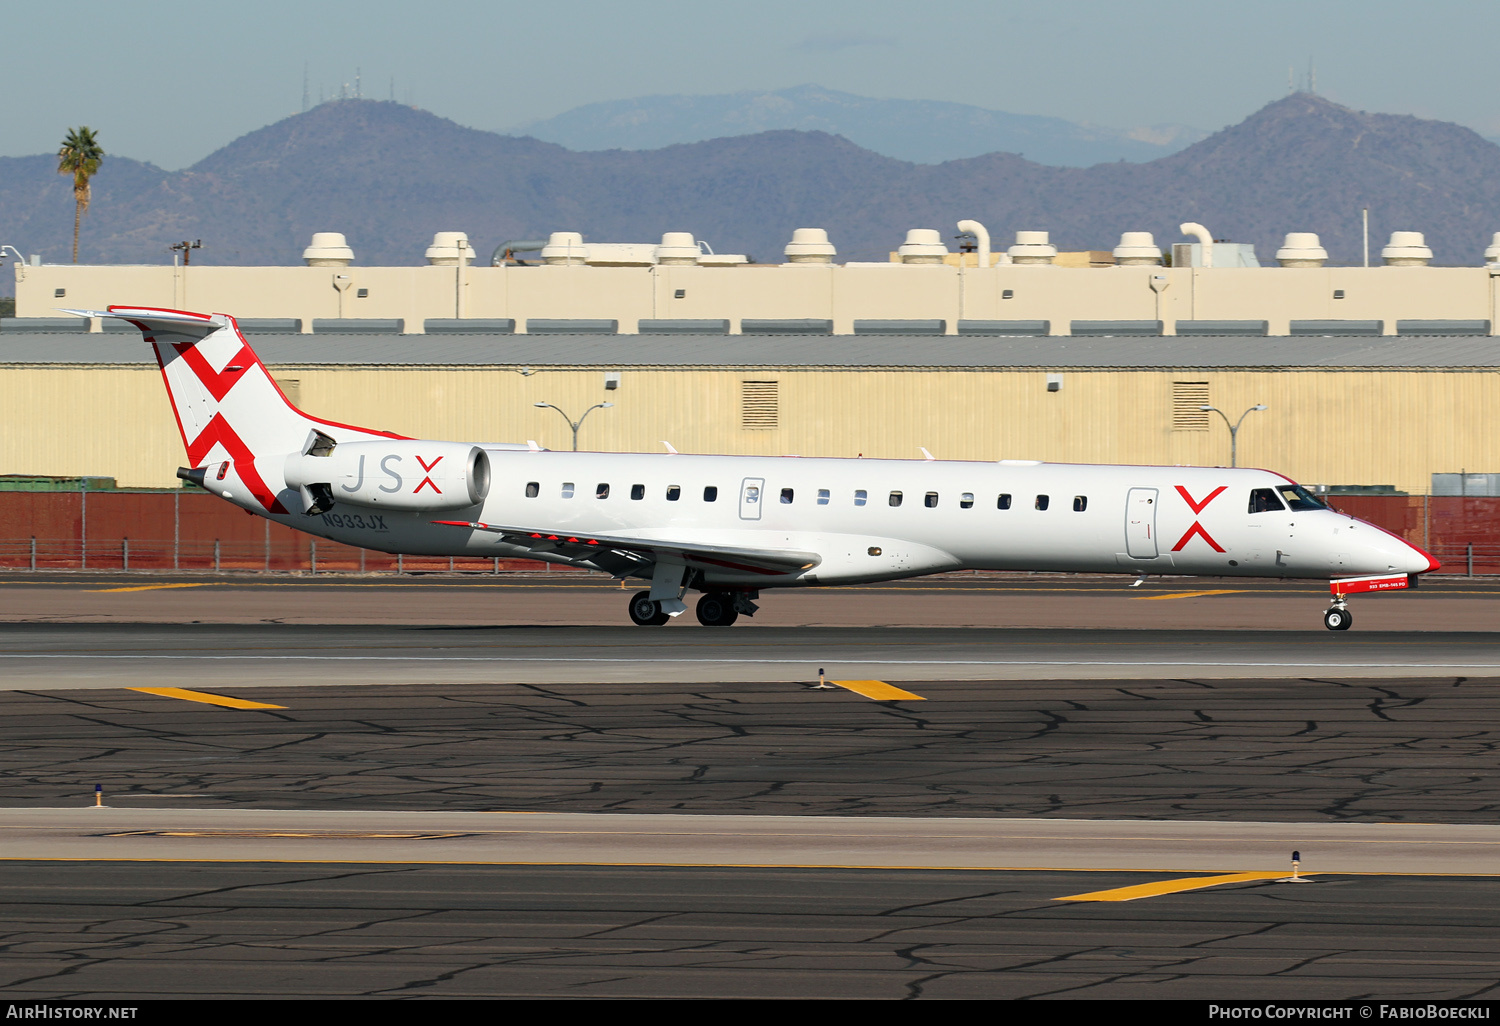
[1248,488,1285,513]
[1277,484,1326,511]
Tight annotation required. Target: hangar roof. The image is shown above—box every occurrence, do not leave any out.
[5,331,1500,370]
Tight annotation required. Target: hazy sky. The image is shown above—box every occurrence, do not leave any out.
[7,0,1499,169]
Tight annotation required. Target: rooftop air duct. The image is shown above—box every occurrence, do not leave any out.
[425,232,477,266]
[897,229,947,264]
[1382,231,1433,267]
[1113,232,1162,266]
[1008,231,1056,265]
[541,231,587,266]
[1275,232,1328,268]
[1484,233,1500,266]
[784,228,836,264]
[655,232,699,265]
[1179,222,1213,267]
[955,219,990,268]
[302,233,353,267]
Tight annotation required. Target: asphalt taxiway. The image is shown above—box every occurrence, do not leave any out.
[2,573,1498,999]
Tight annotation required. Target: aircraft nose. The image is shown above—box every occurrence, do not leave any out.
[1403,540,1441,575]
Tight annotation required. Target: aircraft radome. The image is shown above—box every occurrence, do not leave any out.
[73,306,1438,630]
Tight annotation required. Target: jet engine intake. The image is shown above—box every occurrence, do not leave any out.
[283,440,491,513]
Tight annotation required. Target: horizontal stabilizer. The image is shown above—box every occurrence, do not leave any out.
[431,520,821,577]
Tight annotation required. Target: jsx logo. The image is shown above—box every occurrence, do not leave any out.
[1171,485,1227,553]
[414,455,443,494]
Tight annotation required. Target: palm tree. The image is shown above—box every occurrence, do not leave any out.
[57,127,104,264]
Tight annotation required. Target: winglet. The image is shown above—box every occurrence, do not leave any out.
[920,447,935,461]
[662,441,678,454]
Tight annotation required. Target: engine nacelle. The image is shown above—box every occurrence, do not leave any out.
[284,440,491,513]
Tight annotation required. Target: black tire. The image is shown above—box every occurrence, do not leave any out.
[1323,607,1353,631]
[696,593,739,627]
[629,591,669,626]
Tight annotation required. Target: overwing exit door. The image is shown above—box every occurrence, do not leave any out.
[739,477,765,521]
[1125,487,1159,558]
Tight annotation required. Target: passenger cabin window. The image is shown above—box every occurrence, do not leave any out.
[960,493,974,509]
[780,487,794,504]
[666,485,681,501]
[817,488,830,505]
[561,482,575,499]
[855,489,868,506]
[1035,494,1050,510]
[889,491,903,507]
[1278,485,1325,511]
[596,483,610,499]
[924,492,939,508]
[525,482,539,498]
[1073,496,1088,512]
[704,486,718,502]
[1249,488,1285,513]
[997,493,1012,510]
[630,484,645,500]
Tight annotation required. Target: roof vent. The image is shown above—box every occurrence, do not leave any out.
[784,227,836,264]
[1275,232,1328,268]
[1008,230,1056,265]
[1485,233,1500,266]
[897,229,947,265]
[424,231,477,266]
[541,231,587,266]
[656,232,699,265]
[1113,231,1162,266]
[1382,231,1433,267]
[302,232,353,267]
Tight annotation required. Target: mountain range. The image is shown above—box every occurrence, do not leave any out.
[4,92,1500,281]
[512,85,1208,166]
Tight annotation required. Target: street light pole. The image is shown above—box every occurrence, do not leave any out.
[534,401,614,451]
[1200,404,1267,468]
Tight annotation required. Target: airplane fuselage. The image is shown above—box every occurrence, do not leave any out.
[203,450,1432,588]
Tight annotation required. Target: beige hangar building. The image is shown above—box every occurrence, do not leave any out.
[5,221,1500,495]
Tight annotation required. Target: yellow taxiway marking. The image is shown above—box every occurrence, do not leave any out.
[1133,589,1251,601]
[833,679,925,701]
[129,687,285,710]
[89,583,211,594]
[1056,871,1292,901]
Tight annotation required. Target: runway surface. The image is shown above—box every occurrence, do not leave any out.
[3,575,1499,999]
[8,808,1500,874]
[5,622,1500,685]
[7,861,1499,999]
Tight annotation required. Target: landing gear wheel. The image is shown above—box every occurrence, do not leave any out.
[628,591,670,626]
[695,592,739,627]
[1323,607,1353,631]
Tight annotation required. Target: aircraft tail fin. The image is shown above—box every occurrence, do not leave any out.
[75,306,402,512]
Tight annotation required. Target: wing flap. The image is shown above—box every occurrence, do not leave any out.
[432,520,820,576]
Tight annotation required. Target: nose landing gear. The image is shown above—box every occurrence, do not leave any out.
[1322,603,1353,631]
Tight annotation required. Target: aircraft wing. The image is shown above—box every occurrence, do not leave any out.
[431,520,821,577]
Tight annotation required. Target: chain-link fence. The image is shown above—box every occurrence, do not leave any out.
[1,489,1497,575]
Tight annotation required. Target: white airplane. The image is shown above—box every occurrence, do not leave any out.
[77,306,1438,630]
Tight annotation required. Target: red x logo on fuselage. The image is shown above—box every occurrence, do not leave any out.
[1171,485,1226,553]
[414,455,444,494]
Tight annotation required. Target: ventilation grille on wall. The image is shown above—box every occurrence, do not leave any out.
[741,380,779,429]
[1171,381,1210,430]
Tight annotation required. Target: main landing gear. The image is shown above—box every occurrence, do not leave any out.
[695,592,738,627]
[628,590,671,626]
[626,590,750,626]
[1323,603,1353,631]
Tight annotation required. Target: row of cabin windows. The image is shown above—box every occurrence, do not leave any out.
[523,481,1087,512]
[525,482,718,501]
